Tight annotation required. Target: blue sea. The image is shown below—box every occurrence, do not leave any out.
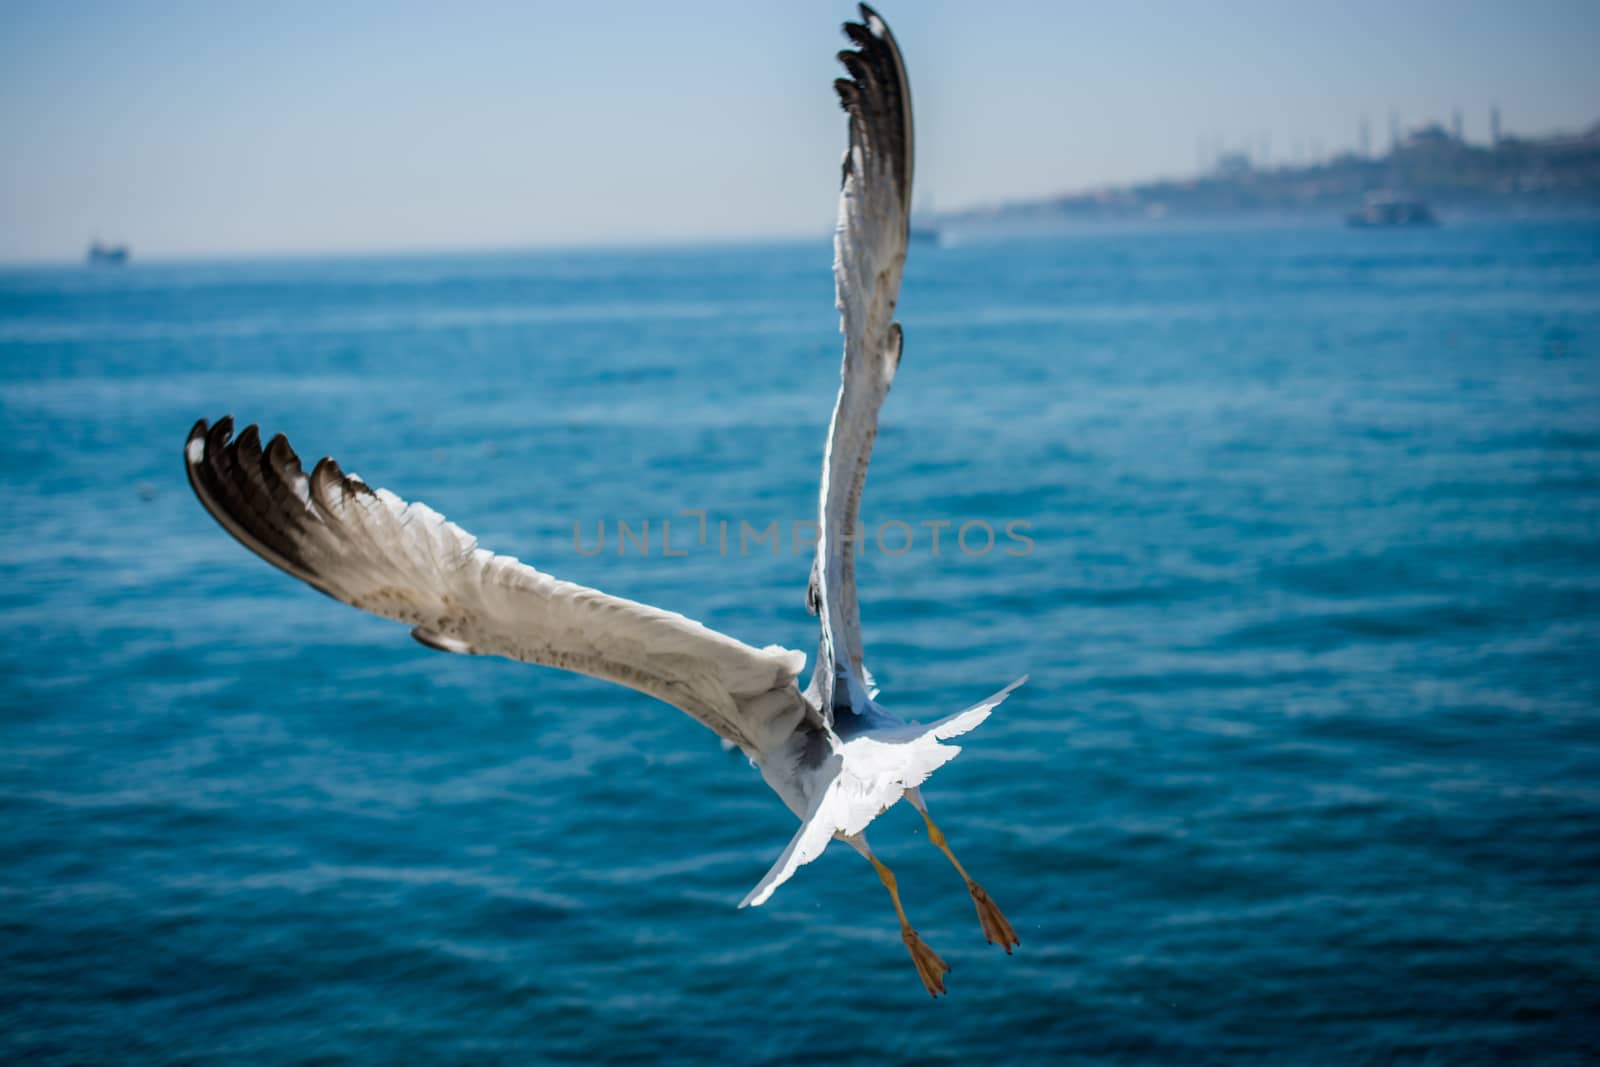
[2,222,1598,1063]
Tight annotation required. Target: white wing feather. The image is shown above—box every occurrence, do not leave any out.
[185,418,808,754]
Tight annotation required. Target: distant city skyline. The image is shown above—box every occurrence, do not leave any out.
[1195,101,1547,174]
[2,0,1597,262]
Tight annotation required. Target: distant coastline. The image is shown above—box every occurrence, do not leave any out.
[12,121,1599,268]
[942,119,1600,230]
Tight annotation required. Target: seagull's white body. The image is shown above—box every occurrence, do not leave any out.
[184,4,1024,953]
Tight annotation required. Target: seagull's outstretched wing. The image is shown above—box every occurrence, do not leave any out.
[809,3,913,717]
[185,418,809,752]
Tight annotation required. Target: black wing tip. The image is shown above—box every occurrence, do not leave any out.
[839,7,890,56]
[183,413,329,587]
[842,5,901,58]
[311,455,345,483]
[835,4,912,202]
[851,4,886,34]
[190,415,283,473]
[265,431,295,463]
[186,414,230,467]
[199,415,240,463]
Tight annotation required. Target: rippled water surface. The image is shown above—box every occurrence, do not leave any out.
[3,223,1599,1063]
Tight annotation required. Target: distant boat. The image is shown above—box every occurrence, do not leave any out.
[87,241,130,266]
[1347,192,1437,228]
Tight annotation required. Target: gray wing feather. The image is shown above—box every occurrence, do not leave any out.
[809,4,913,719]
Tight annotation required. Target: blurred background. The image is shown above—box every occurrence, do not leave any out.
[2,2,1598,1063]
[4,0,1599,258]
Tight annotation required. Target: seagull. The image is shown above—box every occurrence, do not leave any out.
[183,4,1025,997]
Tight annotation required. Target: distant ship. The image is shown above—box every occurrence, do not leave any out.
[1347,192,1437,228]
[87,240,130,266]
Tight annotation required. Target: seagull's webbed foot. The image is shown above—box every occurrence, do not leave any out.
[901,926,951,997]
[908,789,1021,953]
[967,880,1019,954]
[854,836,952,997]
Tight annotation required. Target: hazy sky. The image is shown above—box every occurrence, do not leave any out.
[2,0,1596,261]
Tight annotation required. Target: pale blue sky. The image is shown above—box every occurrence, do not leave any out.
[2,0,1596,261]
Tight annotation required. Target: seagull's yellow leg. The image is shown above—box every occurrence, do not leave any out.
[907,790,1019,953]
[851,838,950,997]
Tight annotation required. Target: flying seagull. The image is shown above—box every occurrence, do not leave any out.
[183,4,1024,997]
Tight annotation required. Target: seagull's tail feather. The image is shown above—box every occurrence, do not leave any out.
[738,675,1027,909]
[739,789,841,909]
[879,674,1029,746]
